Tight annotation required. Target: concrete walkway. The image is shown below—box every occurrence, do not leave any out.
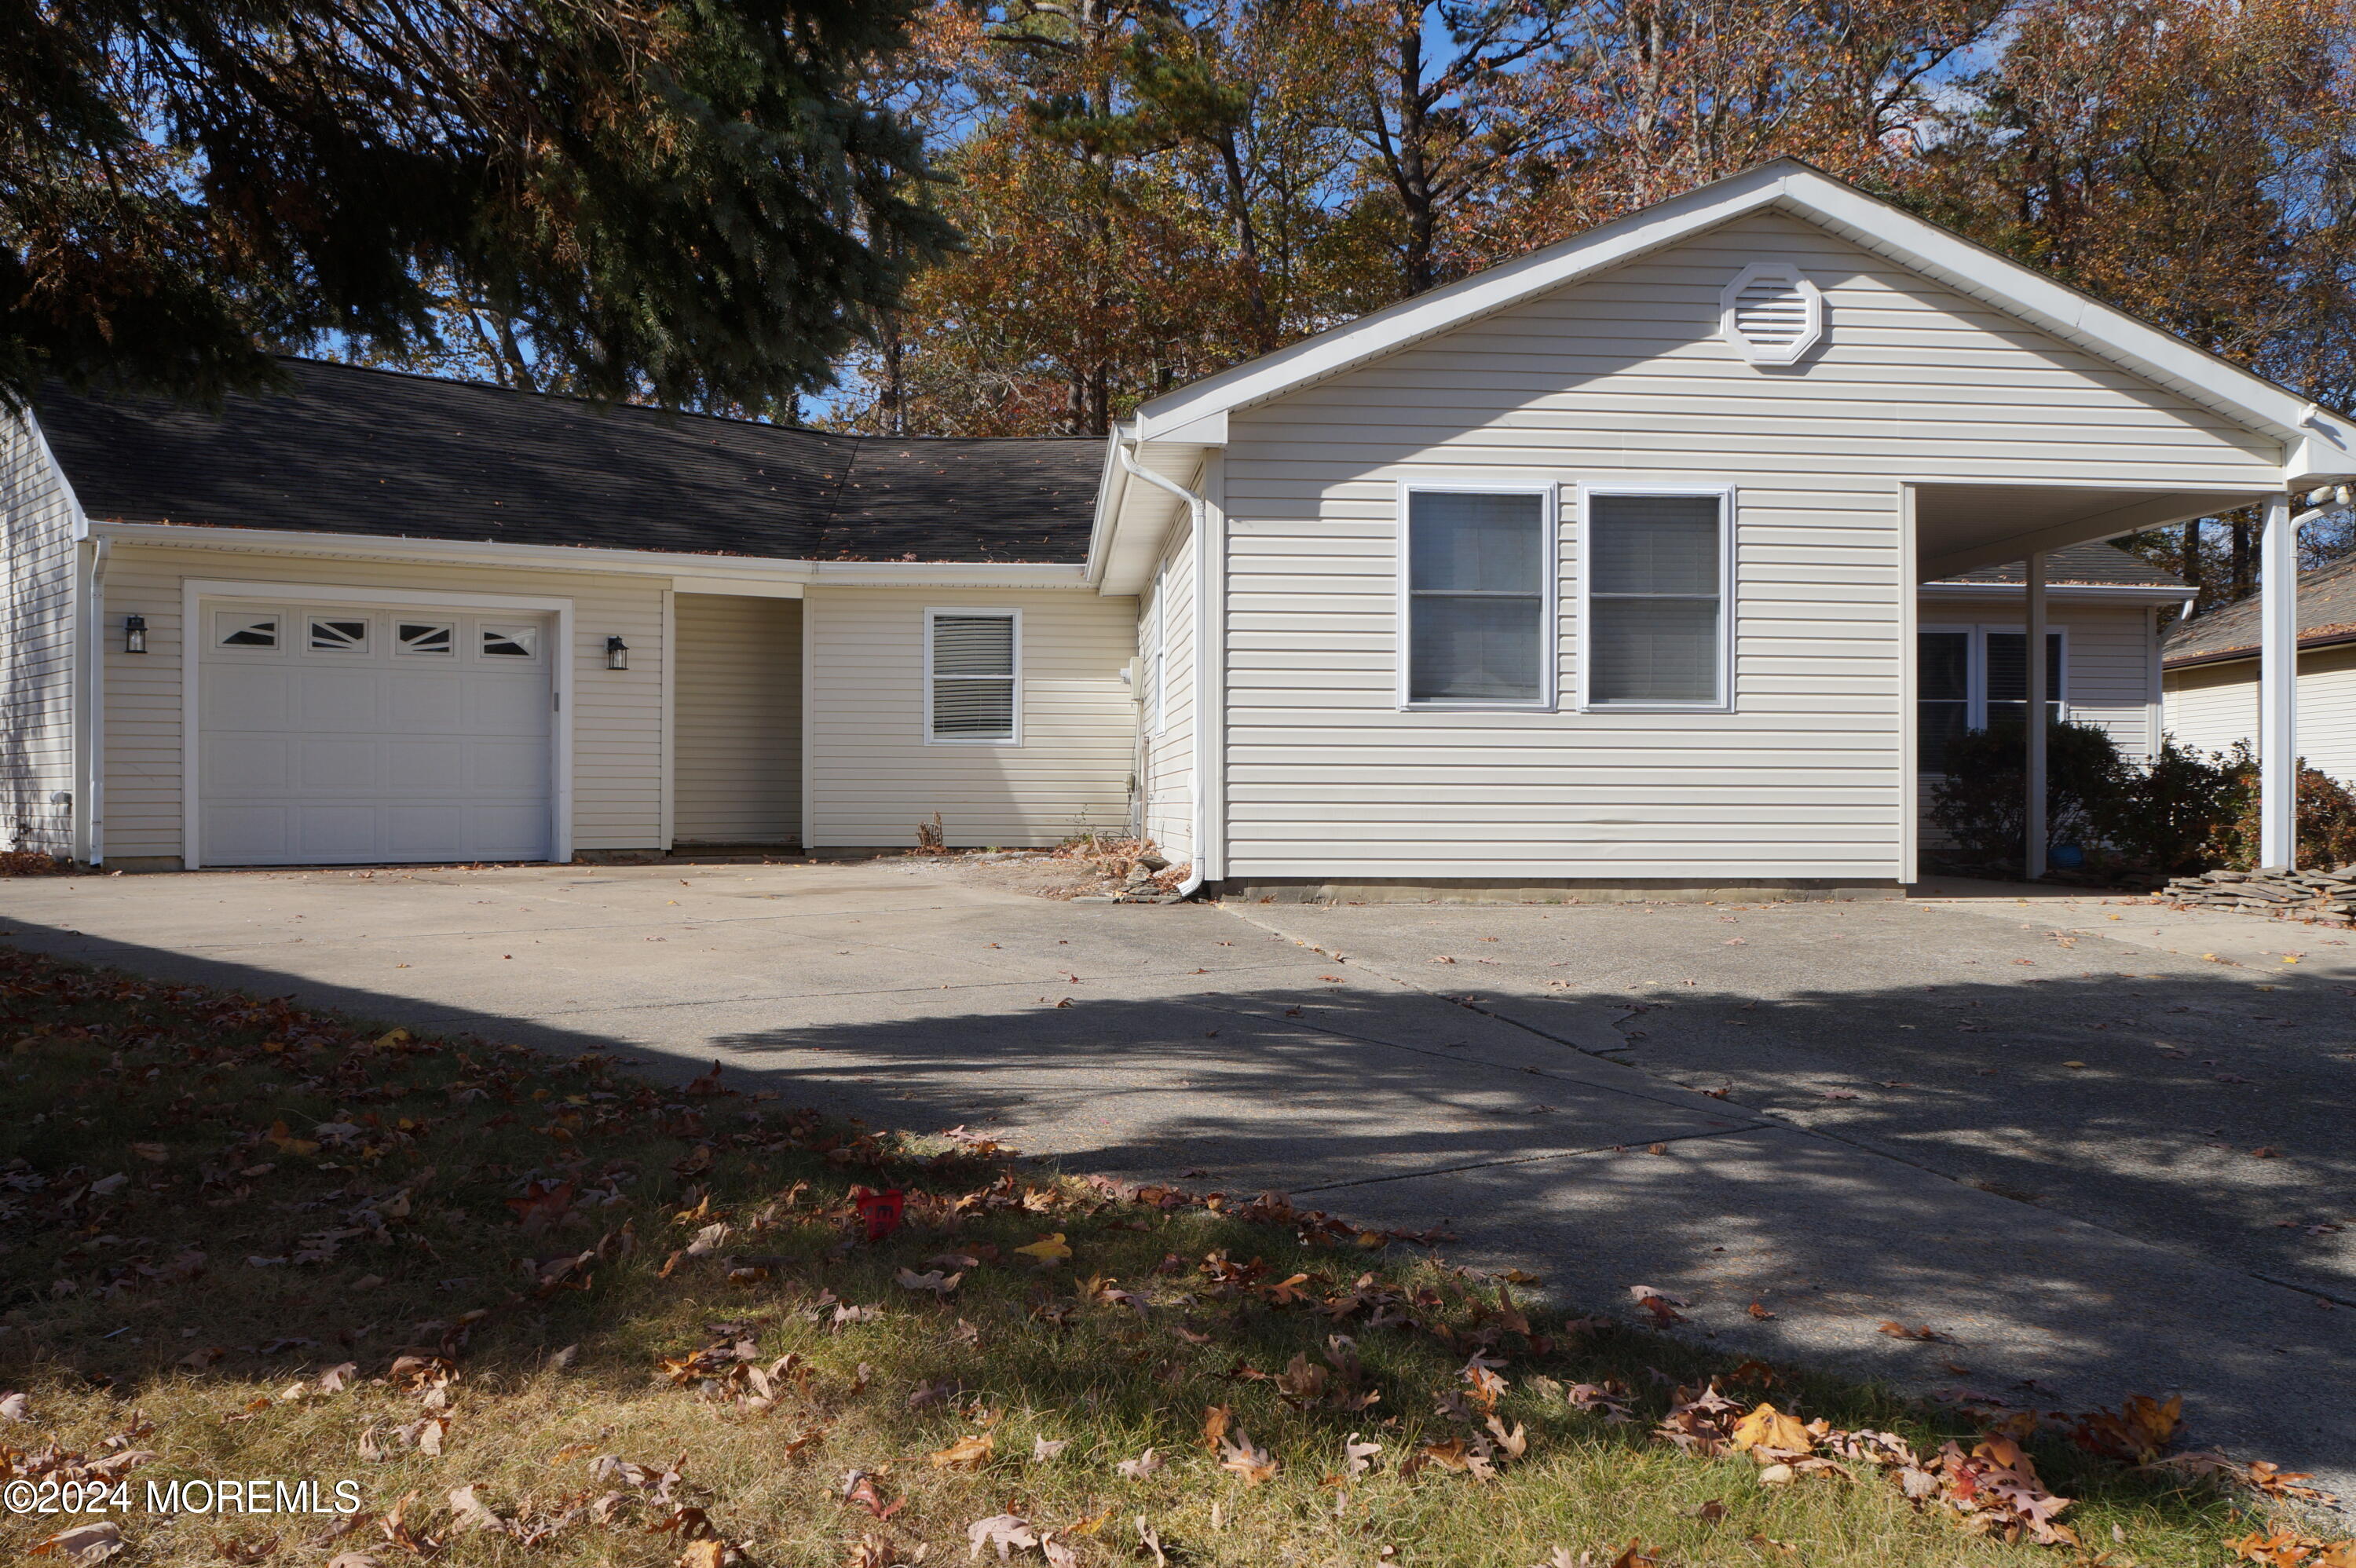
[1,862,2349,1500]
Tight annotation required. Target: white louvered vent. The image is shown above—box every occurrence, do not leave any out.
[1719,262,1823,365]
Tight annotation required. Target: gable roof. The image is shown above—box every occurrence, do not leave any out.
[1128,160,2356,483]
[2164,552,2356,667]
[35,359,1102,565]
[1930,542,2186,590]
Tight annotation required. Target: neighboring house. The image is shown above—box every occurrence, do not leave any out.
[7,159,2352,897]
[2162,554,2356,784]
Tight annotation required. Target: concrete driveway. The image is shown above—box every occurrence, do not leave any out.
[2,862,2351,1497]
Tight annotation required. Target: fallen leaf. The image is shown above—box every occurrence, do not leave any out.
[1731,1403,1812,1456]
[1116,1448,1165,1480]
[1877,1321,1948,1343]
[1015,1233,1072,1265]
[927,1433,996,1471]
[1219,1431,1279,1486]
[968,1514,1039,1561]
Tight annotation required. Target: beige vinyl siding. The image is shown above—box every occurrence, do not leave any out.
[2164,645,2356,784]
[1,416,80,857]
[99,544,667,862]
[805,586,1135,848]
[672,594,800,844]
[1142,523,1194,859]
[1218,209,2281,881]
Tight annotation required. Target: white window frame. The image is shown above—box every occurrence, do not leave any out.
[1575,481,1736,714]
[1913,621,2071,776]
[1393,477,1560,711]
[924,606,1023,746]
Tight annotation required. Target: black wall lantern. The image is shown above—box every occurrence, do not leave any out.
[123,614,148,654]
[605,635,629,671]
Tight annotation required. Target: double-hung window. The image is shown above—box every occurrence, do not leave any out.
[1399,488,1553,706]
[1580,489,1732,709]
[1915,627,2063,773]
[927,609,1019,743]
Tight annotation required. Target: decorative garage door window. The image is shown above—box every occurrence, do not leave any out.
[215,613,280,649]
[309,617,370,652]
[397,621,455,656]
[481,625,539,659]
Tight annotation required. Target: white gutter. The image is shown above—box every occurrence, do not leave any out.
[1919,581,2192,601]
[1115,443,1211,898]
[82,521,1092,590]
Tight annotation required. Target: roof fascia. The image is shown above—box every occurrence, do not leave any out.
[2164,630,2356,671]
[1919,581,2190,600]
[88,521,1091,588]
[1084,427,1130,590]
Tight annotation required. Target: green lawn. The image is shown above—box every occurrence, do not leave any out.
[0,945,2320,1567]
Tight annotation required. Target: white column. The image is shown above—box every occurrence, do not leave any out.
[2025,552,2047,879]
[2259,492,2299,868]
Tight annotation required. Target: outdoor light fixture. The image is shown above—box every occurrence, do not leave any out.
[124,614,147,654]
[605,634,629,671]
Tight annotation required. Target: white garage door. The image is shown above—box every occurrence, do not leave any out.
[199,601,555,866]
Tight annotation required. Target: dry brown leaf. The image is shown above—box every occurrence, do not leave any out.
[1219,1431,1278,1486]
[1730,1403,1812,1456]
[928,1433,997,1471]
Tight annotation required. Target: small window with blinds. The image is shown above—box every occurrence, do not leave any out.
[1399,488,1553,707]
[927,609,1020,743]
[1719,262,1823,364]
[1580,489,1732,709]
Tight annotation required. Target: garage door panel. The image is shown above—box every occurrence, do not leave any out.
[298,667,387,729]
[384,738,467,791]
[468,740,549,791]
[203,736,291,792]
[200,602,555,867]
[387,673,466,728]
[205,806,290,864]
[205,667,295,729]
[470,678,551,729]
[385,806,466,858]
[297,737,380,791]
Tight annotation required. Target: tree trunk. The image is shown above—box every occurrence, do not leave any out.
[2179,518,2202,604]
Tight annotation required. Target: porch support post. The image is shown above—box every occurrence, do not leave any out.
[2259,492,2298,868]
[2025,552,2047,880]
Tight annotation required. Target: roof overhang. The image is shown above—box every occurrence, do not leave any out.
[1086,426,1207,596]
[1919,580,2192,602]
[80,520,1092,590]
[2164,628,2356,672]
[1125,160,2356,488]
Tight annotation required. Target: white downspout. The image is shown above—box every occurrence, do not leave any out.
[1115,443,1211,897]
[2262,487,2354,868]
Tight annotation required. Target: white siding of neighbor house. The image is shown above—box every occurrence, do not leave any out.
[1142,522,1195,860]
[804,586,1136,850]
[98,544,668,863]
[672,594,801,845]
[1,417,80,857]
[2164,646,2356,784]
[1216,208,2281,882]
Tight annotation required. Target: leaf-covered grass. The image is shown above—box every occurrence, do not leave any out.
[0,947,2292,1566]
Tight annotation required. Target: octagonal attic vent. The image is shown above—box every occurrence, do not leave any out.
[1720,262,1823,365]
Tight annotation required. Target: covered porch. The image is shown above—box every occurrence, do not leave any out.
[1910,477,2354,878]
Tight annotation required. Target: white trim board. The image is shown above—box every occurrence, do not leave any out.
[1130,160,2356,481]
[179,578,576,870]
[90,521,1090,591]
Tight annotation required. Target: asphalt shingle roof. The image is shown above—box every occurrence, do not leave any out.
[2164,553,2356,666]
[1930,542,2186,589]
[34,359,1102,565]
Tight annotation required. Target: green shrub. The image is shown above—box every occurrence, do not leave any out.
[1927,715,2131,866]
[2212,743,2356,870]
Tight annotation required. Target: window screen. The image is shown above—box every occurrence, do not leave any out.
[1918,631,1970,773]
[930,612,1018,740]
[1586,493,1725,704]
[1405,491,1548,703]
